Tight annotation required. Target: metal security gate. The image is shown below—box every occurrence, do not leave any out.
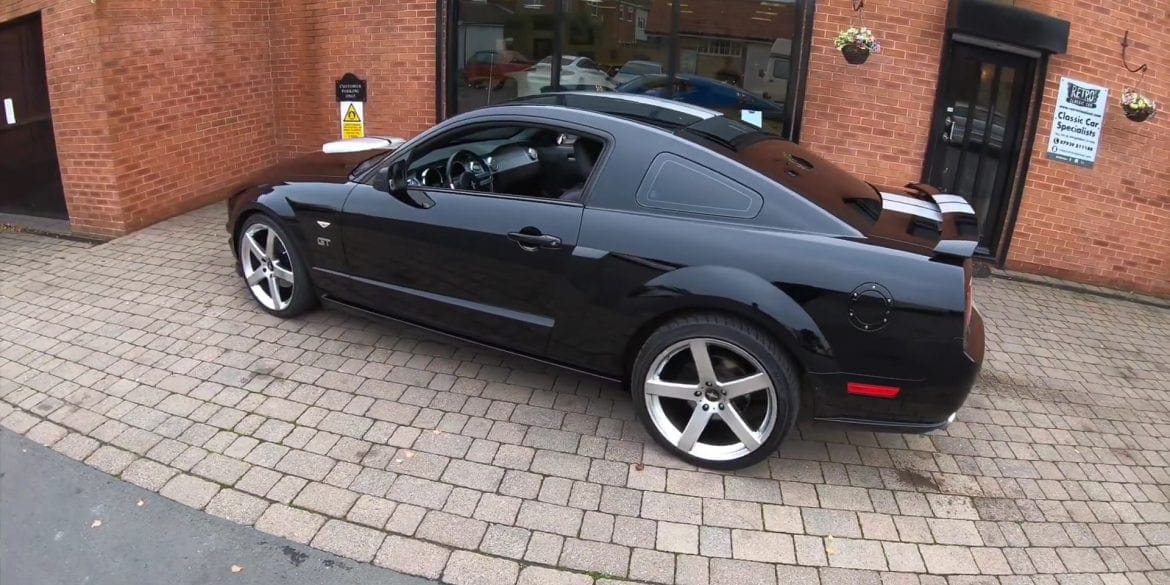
[0,13,68,220]
[924,41,1036,257]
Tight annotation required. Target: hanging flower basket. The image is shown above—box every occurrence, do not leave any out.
[1120,88,1156,122]
[841,45,870,64]
[835,26,881,65]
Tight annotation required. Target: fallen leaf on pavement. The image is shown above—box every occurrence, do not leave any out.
[230,565,243,573]
[136,500,144,507]
[91,519,102,528]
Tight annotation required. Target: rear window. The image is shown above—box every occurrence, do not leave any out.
[677,118,881,230]
[636,153,763,219]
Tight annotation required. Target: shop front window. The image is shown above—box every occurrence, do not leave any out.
[449,0,809,140]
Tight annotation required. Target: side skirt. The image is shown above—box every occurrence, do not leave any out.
[320,295,623,385]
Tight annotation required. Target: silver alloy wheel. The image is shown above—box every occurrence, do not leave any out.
[644,338,776,462]
[240,222,295,311]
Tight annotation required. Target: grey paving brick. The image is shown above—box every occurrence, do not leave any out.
[803,508,862,538]
[443,550,519,585]
[347,494,397,529]
[517,500,583,537]
[309,519,385,562]
[388,475,453,509]
[254,503,327,545]
[732,529,795,563]
[524,531,564,565]
[559,538,630,577]
[711,558,776,585]
[292,481,359,517]
[375,534,450,579]
[159,473,220,509]
[630,547,674,584]
[442,458,505,491]
[643,491,702,524]
[658,521,699,554]
[416,510,488,549]
[919,544,979,574]
[205,488,268,525]
[480,524,530,559]
[518,566,591,585]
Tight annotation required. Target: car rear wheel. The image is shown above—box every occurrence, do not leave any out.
[631,314,799,470]
[238,215,316,318]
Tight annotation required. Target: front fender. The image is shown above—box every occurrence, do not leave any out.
[625,265,837,373]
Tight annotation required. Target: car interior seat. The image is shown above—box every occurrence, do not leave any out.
[559,139,602,202]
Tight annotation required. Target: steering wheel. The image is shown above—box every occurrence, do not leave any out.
[445,149,494,192]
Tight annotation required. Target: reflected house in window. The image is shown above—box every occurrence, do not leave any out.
[451,0,804,138]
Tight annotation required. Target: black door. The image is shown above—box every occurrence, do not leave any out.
[0,14,67,219]
[339,184,583,356]
[924,41,1035,256]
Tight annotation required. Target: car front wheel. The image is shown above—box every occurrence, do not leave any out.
[631,314,799,470]
[238,215,316,318]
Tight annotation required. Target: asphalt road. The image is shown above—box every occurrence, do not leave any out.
[0,429,433,585]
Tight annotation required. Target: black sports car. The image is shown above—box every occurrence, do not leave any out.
[226,92,984,469]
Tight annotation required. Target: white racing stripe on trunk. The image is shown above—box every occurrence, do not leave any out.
[880,192,943,222]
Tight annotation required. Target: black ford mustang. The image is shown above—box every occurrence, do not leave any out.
[227,93,984,469]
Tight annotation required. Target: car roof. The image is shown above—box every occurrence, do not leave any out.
[506,92,721,130]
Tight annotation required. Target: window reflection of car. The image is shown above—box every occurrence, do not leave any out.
[463,50,534,89]
[617,74,784,127]
[611,60,664,86]
[944,103,1006,150]
[511,56,616,97]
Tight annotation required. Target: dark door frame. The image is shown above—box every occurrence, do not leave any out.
[921,32,1048,265]
[0,12,68,221]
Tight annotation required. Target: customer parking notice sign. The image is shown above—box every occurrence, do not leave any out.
[340,102,364,139]
[1045,77,1108,168]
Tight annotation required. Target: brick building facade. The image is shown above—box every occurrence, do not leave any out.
[1,0,1166,294]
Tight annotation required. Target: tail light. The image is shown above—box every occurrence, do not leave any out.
[962,264,974,350]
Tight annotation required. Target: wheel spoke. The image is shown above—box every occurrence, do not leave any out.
[688,340,717,383]
[720,404,761,451]
[246,269,266,286]
[245,234,265,261]
[676,407,712,452]
[265,229,276,259]
[720,372,770,399]
[267,274,282,304]
[272,265,294,285]
[645,379,700,401]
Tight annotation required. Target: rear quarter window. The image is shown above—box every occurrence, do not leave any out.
[635,153,763,219]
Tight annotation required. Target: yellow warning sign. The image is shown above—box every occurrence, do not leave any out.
[340,101,364,139]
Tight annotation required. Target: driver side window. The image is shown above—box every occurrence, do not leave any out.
[403,124,606,203]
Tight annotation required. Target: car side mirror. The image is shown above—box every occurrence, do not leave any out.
[374,161,407,195]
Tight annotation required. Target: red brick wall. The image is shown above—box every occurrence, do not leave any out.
[96,1,279,233]
[271,0,437,156]
[1005,0,1168,295]
[800,0,1169,295]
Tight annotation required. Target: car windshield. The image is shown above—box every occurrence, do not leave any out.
[620,62,660,75]
[679,118,881,230]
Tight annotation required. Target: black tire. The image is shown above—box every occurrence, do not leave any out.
[237,214,317,318]
[630,313,800,470]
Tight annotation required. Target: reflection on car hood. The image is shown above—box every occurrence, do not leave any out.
[233,150,381,192]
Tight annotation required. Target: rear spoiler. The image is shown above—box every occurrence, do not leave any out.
[885,183,981,258]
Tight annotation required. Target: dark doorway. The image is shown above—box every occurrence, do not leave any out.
[0,14,67,220]
[924,41,1036,256]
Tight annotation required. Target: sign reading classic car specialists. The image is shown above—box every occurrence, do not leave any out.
[1045,77,1108,168]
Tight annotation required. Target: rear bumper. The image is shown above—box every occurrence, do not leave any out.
[809,307,984,433]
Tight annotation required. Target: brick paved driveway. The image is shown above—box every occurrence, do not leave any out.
[2,204,1168,585]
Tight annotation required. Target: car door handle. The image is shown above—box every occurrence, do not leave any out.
[507,231,561,250]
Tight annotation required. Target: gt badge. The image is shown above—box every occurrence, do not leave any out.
[317,237,331,247]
